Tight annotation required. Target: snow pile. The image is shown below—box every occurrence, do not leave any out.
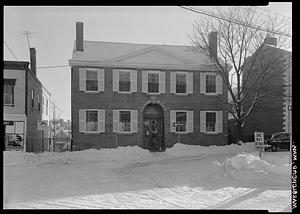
[165,142,256,158]
[4,142,256,166]
[214,153,291,187]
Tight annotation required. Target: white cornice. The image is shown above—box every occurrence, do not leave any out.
[68,60,218,71]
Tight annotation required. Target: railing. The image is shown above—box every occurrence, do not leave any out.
[26,137,71,153]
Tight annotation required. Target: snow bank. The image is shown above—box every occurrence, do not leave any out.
[165,142,256,158]
[4,142,256,166]
[214,153,291,187]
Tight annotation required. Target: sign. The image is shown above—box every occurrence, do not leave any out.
[38,120,49,130]
[254,132,264,151]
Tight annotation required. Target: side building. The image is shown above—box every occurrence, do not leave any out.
[69,22,229,151]
[3,48,52,152]
[242,37,292,141]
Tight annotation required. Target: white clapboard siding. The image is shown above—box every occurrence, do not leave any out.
[79,109,86,132]
[216,75,223,94]
[170,72,176,93]
[159,71,165,93]
[200,73,205,94]
[131,70,137,92]
[79,68,86,91]
[142,71,148,93]
[200,111,206,132]
[131,110,138,133]
[187,111,194,133]
[170,110,176,132]
[113,110,119,132]
[216,111,223,133]
[113,70,119,92]
[187,72,193,94]
[98,69,105,92]
[98,109,105,132]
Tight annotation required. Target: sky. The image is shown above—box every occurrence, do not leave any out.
[4,4,292,120]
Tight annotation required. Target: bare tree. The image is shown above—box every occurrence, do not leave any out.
[188,6,291,143]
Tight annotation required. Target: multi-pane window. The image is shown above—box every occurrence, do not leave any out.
[86,70,98,91]
[176,73,186,93]
[176,112,187,132]
[31,89,34,109]
[206,74,216,93]
[119,111,131,132]
[206,112,216,132]
[148,73,159,93]
[119,71,131,92]
[86,110,98,131]
[3,79,15,105]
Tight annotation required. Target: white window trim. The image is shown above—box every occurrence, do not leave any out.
[84,108,101,134]
[203,110,218,134]
[173,110,190,134]
[145,70,161,94]
[117,69,134,93]
[204,73,217,96]
[84,68,102,93]
[173,71,189,96]
[117,109,134,134]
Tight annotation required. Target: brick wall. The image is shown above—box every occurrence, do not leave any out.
[71,66,228,150]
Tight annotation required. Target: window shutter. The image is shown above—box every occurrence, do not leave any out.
[200,111,206,132]
[216,75,223,94]
[113,110,119,132]
[79,68,86,91]
[79,109,86,132]
[170,110,176,132]
[131,70,137,92]
[113,70,119,92]
[187,111,194,133]
[216,111,223,133]
[159,71,165,93]
[142,71,148,93]
[131,110,138,133]
[98,109,105,132]
[200,73,205,94]
[170,72,176,93]
[187,72,193,94]
[98,69,105,92]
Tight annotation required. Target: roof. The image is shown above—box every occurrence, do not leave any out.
[69,40,221,70]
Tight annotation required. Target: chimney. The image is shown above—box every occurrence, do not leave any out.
[30,48,36,76]
[76,22,84,51]
[264,36,277,46]
[208,31,218,58]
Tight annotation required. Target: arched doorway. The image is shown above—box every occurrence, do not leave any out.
[143,103,164,152]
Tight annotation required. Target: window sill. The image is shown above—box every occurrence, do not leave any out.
[114,132,137,134]
[203,93,219,96]
[4,104,14,107]
[173,132,191,134]
[146,92,161,95]
[203,132,220,134]
[116,91,133,94]
[172,93,191,96]
[82,131,104,134]
[84,90,100,93]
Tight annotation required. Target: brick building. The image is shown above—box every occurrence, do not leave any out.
[3,48,52,152]
[242,38,292,141]
[69,22,229,151]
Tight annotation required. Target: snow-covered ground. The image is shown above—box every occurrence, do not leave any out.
[3,142,291,211]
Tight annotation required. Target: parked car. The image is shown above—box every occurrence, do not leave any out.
[265,132,291,152]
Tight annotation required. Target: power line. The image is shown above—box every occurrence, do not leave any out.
[180,6,292,38]
[253,6,292,20]
[37,65,70,69]
[4,40,70,119]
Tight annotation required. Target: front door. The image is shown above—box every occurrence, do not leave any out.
[143,104,164,151]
